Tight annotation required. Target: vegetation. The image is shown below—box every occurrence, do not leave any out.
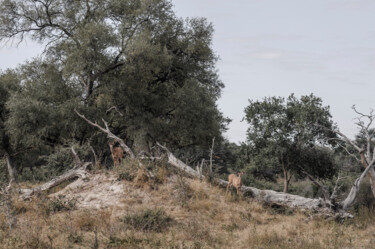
[0,166,374,248]
[244,94,337,193]
[0,0,375,248]
[0,0,229,178]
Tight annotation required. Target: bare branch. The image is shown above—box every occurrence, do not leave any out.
[106,106,124,116]
[335,129,363,153]
[336,142,361,162]
[296,165,331,202]
[71,147,82,168]
[209,137,215,174]
[74,109,135,158]
[341,161,375,210]
[330,175,346,200]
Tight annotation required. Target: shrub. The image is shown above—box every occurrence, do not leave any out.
[67,231,83,244]
[117,171,134,181]
[47,195,77,213]
[121,208,172,232]
[353,179,375,211]
[173,175,194,207]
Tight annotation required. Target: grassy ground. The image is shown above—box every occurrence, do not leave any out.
[0,162,375,249]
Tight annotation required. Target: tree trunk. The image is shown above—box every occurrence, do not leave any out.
[340,161,375,210]
[18,167,89,199]
[282,161,291,193]
[360,152,375,199]
[209,137,215,175]
[4,152,16,184]
[85,79,94,100]
[18,147,91,199]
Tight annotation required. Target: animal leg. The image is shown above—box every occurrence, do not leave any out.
[226,183,231,194]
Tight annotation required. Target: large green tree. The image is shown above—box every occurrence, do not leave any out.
[244,94,337,193]
[0,70,22,181]
[0,0,228,174]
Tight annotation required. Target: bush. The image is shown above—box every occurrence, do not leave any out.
[67,231,83,244]
[121,208,172,232]
[115,159,137,181]
[173,175,194,207]
[353,178,375,211]
[47,195,76,213]
[117,171,134,181]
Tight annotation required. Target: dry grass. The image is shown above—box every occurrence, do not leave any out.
[1,162,375,248]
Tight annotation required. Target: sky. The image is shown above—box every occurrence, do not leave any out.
[1,0,375,143]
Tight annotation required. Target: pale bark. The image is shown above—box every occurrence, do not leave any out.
[75,109,135,158]
[341,161,375,210]
[155,142,353,218]
[19,167,89,199]
[4,153,16,192]
[333,107,375,200]
[360,152,375,198]
[2,153,17,229]
[18,147,91,199]
[281,162,292,193]
[209,137,215,175]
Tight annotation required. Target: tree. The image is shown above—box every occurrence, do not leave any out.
[333,106,375,201]
[0,0,228,175]
[244,94,337,193]
[0,70,20,182]
[0,0,175,99]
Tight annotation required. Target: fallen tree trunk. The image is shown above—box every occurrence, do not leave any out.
[156,142,353,218]
[4,152,16,192]
[18,147,91,199]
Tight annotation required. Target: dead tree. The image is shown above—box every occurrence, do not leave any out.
[18,147,91,199]
[75,109,135,158]
[330,106,375,200]
[75,110,156,178]
[4,152,16,191]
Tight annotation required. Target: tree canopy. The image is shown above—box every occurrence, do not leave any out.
[244,93,337,193]
[0,0,228,176]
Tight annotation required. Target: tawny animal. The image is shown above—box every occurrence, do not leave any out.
[108,141,124,167]
[226,172,244,195]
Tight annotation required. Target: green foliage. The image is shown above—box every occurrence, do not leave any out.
[117,171,134,181]
[5,61,82,148]
[0,0,228,180]
[244,94,337,191]
[47,195,77,213]
[353,178,375,211]
[67,231,83,244]
[122,208,172,232]
[0,70,19,155]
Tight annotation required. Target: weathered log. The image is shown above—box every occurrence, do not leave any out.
[18,147,91,199]
[155,142,353,218]
[18,167,89,199]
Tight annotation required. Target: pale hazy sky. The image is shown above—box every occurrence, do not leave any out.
[1,0,375,143]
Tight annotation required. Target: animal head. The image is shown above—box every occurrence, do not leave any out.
[238,172,244,177]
